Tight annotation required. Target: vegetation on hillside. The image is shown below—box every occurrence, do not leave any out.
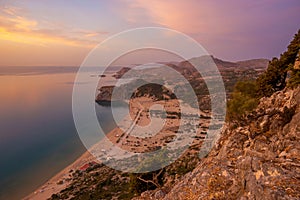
[49,150,200,200]
[257,29,300,97]
[227,29,300,121]
[226,81,259,122]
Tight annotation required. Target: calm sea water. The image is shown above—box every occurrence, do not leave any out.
[0,67,123,200]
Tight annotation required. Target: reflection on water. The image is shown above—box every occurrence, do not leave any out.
[0,67,120,200]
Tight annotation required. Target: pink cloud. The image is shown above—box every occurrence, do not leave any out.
[117,0,300,60]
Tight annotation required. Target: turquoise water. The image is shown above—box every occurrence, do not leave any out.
[0,67,122,200]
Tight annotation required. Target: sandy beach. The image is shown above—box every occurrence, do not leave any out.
[24,97,210,200]
[23,151,93,200]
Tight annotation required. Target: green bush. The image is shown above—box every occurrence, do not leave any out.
[226,81,259,121]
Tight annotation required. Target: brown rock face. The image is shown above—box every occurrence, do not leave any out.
[294,60,300,70]
[96,85,115,103]
[113,67,131,79]
[138,87,300,200]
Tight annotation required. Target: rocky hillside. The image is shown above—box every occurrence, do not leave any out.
[52,77,299,200]
[96,82,176,104]
[137,86,300,200]
[131,83,176,100]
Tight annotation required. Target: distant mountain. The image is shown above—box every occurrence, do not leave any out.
[236,58,270,70]
[179,55,269,70]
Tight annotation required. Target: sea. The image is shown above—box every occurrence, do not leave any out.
[0,66,125,200]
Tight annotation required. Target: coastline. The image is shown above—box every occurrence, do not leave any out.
[23,124,121,200]
[24,97,207,199]
[24,114,134,200]
[23,150,94,200]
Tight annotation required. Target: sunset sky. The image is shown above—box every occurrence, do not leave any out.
[0,0,299,66]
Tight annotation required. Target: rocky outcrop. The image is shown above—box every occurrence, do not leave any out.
[132,83,176,100]
[95,86,115,103]
[95,83,176,104]
[137,86,300,200]
[113,67,131,79]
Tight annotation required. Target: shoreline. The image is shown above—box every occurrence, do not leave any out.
[24,98,207,199]
[24,114,134,200]
[23,150,94,200]
[23,124,122,200]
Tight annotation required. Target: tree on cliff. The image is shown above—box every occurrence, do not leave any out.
[257,29,300,97]
[227,30,300,122]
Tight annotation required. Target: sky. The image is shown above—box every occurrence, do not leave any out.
[0,0,299,66]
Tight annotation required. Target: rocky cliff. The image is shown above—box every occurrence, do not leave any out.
[95,86,116,103]
[137,86,300,200]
